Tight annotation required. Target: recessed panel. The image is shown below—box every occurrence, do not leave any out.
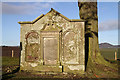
[44,37,58,65]
[64,31,79,64]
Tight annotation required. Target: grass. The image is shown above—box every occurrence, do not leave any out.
[100,48,120,60]
[2,56,20,76]
[2,56,19,66]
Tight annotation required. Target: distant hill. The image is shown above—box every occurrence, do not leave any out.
[99,43,120,48]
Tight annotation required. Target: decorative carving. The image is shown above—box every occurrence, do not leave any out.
[64,31,78,64]
[41,21,62,32]
[25,31,39,61]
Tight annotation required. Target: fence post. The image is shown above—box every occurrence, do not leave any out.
[12,50,14,57]
[115,51,117,60]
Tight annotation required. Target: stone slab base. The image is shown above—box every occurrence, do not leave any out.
[20,65,63,72]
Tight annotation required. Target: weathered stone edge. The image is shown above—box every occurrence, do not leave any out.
[18,8,86,24]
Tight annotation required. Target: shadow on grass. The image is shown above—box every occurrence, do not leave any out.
[104,58,119,64]
[2,67,20,80]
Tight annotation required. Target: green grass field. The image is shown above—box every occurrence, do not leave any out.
[2,56,19,66]
[100,48,120,60]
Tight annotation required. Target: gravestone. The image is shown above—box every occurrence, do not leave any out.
[18,8,85,73]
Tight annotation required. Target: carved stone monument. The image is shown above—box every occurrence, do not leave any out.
[18,8,85,73]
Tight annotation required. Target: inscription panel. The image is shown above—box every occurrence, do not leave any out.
[44,37,58,65]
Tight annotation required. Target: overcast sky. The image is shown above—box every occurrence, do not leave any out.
[1,2,119,46]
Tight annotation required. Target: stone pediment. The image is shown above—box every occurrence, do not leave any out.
[18,8,85,24]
